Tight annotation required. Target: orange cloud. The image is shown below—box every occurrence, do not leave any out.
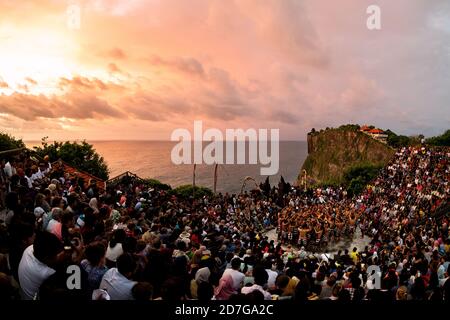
[0,80,8,88]
[106,48,127,60]
[25,77,38,85]
[0,0,448,140]
[0,91,125,121]
[149,56,205,78]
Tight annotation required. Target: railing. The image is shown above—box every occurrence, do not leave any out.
[106,171,146,186]
[55,160,106,190]
[0,147,27,156]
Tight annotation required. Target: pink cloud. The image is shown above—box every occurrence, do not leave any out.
[0,0,448,139]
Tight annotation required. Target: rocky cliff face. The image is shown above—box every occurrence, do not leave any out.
[300,128,395,184]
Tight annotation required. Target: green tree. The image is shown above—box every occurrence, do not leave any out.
[385,130,411,148]
[145,178,172,191]
[0,132,25,151]
[343,163,382,196]
[347,177,366,197]
[426,129,450,146]
[338,124,360,132]
[34,138,109,180]
[408,136,423,146]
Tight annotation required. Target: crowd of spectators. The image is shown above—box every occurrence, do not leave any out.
[0,145,448,301]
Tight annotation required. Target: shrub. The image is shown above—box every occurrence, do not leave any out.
[343,163,382,196]
[33,138,109,180]
[170,185,213,199]
[426,129,450,146]
[145,178,172,191]
[0,132,25,151]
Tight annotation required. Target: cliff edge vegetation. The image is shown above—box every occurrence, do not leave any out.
[300,125,395,185]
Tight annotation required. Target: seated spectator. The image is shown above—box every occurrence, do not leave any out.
[214,274,234,300]
[132,282,153,301]
[18,231,63,300]
[222,257,245,292]
[241,266,271,300]
[105,229,126,267]
[100,253,137,300]
[81,241,108,291]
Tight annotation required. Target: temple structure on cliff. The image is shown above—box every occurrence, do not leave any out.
[359,125,388,144]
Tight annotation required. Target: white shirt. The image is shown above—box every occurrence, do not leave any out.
[31,172,41,184]
[241,284,272,300]
[25,176,33,188]
[4,161,14,177]
[18,245,56,300]
[439,277,449,288]
[100,268,136,300]
[46,219,62,239]
[105,243,124,263]
[38,169,47,177]
[266,269,278,289]
[222,268,245,292]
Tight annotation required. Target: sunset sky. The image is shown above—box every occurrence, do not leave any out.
[0,0,449,141]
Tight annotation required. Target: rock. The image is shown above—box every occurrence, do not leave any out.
[300,126,394,184]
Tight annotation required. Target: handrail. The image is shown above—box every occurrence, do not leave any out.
[106,171,146,185]
[0,147,26,156]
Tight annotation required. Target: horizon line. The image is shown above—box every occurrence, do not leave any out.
[24,139,307,142]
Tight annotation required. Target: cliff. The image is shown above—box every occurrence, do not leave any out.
[300,127,395,184]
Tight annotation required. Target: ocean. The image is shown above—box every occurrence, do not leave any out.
[26,141,307,194]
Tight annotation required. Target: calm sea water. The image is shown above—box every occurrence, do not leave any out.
[26,141,307,194]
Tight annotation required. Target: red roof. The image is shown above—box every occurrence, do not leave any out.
[369,129,384,134]
[360,125,371,131]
